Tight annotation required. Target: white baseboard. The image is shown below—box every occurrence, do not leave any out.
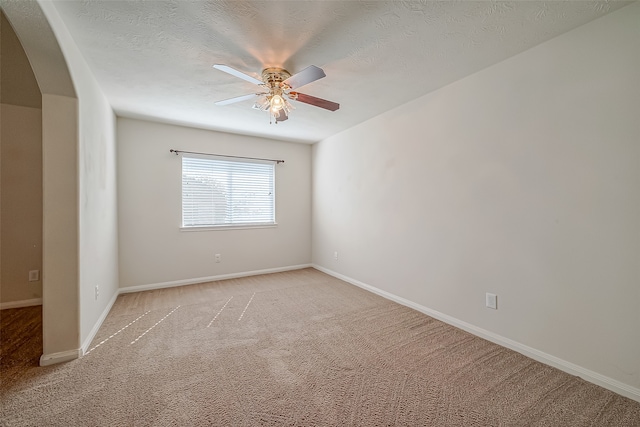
[311,264,640,403]
[40,348,81,366]
[119,264,312,294]
[0,298,42,310]
[80,290,119,355]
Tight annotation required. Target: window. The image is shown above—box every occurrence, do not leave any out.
[181,155,275,228]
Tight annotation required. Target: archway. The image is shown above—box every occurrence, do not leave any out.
[2,0,80,364]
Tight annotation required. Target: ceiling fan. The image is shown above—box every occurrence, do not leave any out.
[213,64,339,123]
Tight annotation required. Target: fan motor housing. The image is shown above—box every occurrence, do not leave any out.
[261,67,291,90]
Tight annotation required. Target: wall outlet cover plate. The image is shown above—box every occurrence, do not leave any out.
[486,293,497,309]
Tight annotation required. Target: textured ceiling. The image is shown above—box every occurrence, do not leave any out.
[49,0,628,144]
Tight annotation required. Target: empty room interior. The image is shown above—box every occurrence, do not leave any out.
[1,0,639,425]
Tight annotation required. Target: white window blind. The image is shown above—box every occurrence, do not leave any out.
[181,155,275,227]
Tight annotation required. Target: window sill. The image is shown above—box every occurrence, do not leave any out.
[180,223,278,232]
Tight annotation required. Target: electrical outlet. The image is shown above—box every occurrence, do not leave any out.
[28,270,40,282]
[95,285,99,301]
[334,251,338,261]
[215,254,221,263]
[486,293,497,310]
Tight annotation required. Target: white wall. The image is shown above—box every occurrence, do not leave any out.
[1,105,43,305]
[312,3,640,398]
[38,1,119,353]
[117,118,311,289]
[41,93,79,356]
[1,12,43,306]
[0,11,41,108]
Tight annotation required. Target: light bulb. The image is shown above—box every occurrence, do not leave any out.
[270,94,284,111]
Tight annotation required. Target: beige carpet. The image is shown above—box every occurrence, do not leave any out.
[1,268,639,426]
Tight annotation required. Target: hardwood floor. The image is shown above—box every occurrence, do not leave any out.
[0,306,42,370]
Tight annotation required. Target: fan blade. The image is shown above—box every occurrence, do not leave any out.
[213,64,263,86]
[292,92,339,111]
[215,93,258,106]
[283,65,326,89]
[275,110,288,122]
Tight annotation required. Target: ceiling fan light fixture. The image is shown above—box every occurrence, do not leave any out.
[253,95,270,111]
[270,94,285,112]
[213,64,339,124]
[284,98,294,112]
